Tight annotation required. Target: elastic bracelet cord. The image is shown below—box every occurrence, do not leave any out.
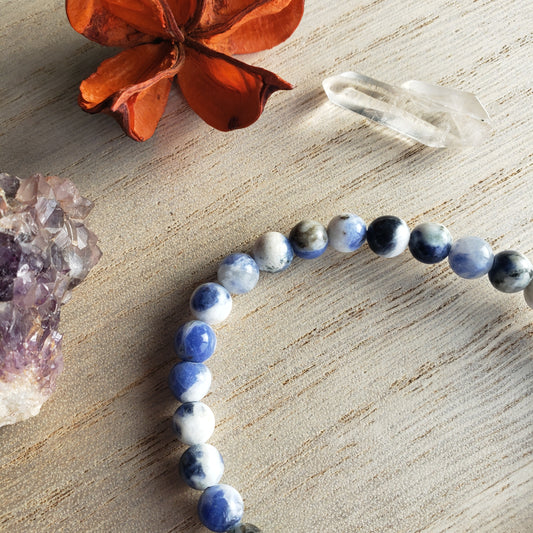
[169,213,533,532]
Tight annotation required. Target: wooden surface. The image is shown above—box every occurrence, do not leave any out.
[1,1,532,531]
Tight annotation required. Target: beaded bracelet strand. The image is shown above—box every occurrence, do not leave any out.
[169,213,533,533]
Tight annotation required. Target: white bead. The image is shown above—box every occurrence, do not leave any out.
[252,232,294,273]
[172,402,215,445]
[327,213,367,253]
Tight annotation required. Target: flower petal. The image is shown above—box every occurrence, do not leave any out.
[111,78,173,141]
[66,0,172,46]
[195,0,286,30]
[197,0,304,54]
[178,41,292,131]
[79,42,183,140]
[163,0,198,26]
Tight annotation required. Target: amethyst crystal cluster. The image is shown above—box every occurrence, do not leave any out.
[0,173,101,427]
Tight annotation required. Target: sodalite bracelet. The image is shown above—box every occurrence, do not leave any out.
[169,213,533,532]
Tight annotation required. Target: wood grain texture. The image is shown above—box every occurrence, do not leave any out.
[0,0,532,532]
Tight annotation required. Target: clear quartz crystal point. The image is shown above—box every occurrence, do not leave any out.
[322,72,492,148]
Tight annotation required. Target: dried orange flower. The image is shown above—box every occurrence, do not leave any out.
[66,0,304,141]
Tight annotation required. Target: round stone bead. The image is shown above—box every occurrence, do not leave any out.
[524,280,533,309]
[168,362,212,403]
[327,213,366,253]
[408,222,453,264]
[190,282,232,324]
[174,320,216,362]
[197,484,244,532]
[172,402,215,445]
[227,524,262,533]
[448,237,494,279]
[288,220,328,259]
[252,232,294,273]
[366,216,410,258]
[488,250,533,293]
[217,253,260,294]
[179,444,224,490]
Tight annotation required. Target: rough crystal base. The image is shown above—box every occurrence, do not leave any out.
[0,173,101,427]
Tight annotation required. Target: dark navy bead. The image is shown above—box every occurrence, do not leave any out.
[488,250,533,293]
[174,320,216,362]
[366,216,410,258]
[168,361,211,402]
[289,220,328,259]
[197,484,244,532]
[408,222,452,264]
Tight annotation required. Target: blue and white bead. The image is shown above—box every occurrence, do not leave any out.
[409,222,453,264]
[252,232,294,273]
[289,220,328,259]
[327,213,366,253]
[488,250,533,293]
[197,484,244,532]
[217,253,260,294]
[366,216,410,258]
[169,362,212,403]
[448,237,494,279]
[174,320,217,362]
[190,282,232,324]
[179,443,225,491]
[172,402,215,446]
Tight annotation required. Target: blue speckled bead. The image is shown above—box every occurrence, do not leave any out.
[172,402,215,445]
[217,253,260,294]
[179,443,224,490]
[448,237,494,279]
[289,220,328,259]
[168,362,212,403]
[488,250,533,293]
[366,216,410,258]
[190,282,232,324]
[408,222,452,264]
[327,213,366,253]
[174,320,216,362]
[252,232,294,273]
[197,484,244,532]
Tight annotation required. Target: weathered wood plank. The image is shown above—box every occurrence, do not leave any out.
[0,0,531,531]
